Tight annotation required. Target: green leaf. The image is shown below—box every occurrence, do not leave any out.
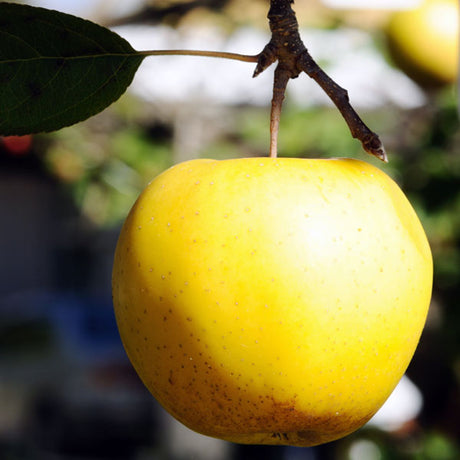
[0,3,145,135]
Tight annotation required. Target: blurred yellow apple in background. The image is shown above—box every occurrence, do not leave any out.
[386,0,459,88]
[112,157,432,446]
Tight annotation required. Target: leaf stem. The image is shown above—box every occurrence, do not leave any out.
[139,49,260,63]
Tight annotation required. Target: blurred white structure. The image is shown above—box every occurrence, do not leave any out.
[367,374,423,432]
[322,0,422,10]
[18,0,427,110]
[348,439,383,460]
[26,0,144,20]
[116,25,426,110]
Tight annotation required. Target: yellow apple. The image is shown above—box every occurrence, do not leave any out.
[386,0,459,88]
[112,157,432,446]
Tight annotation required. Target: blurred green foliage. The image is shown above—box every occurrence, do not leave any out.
[42,105,173,227]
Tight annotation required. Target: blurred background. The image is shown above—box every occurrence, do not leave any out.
[0,0,459,459]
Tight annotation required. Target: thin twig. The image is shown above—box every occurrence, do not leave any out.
[298,51,387,161]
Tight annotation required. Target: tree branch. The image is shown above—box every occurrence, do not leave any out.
[254,0,387,161]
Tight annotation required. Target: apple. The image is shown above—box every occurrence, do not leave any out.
[386,0,458,88]
[1,135,33,155]
[112,157,432,446]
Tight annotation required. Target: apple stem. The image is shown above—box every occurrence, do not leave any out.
[269,68,290,158]
[254,0,387,162]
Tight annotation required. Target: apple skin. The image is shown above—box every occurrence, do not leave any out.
[112,157,432,446]
[386,0,458,88]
